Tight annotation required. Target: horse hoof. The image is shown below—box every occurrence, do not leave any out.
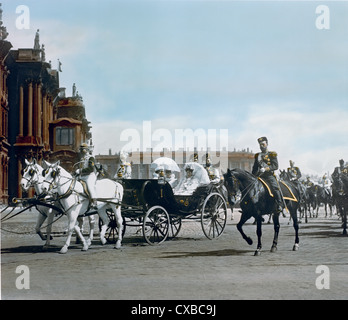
[87,239,92,246]
[270,246,277,253]
[81,244,89,251]
[101,238,107,245]
[114,240,122,249]
[293,244,299,251]
[254,250,261,256]
[59,246,68,254]
[246,238,253,246]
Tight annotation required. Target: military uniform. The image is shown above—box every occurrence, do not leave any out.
[76,143,97,208]
[252,137,283,212]
[332,159,348,180]
[287,160,302,181]
[204,153,220,184]
[287,160,305,200]
[115,152,132,179]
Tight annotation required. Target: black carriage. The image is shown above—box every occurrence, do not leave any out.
[101,178,228,245]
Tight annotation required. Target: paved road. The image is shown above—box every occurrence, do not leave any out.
[1,206,347,300]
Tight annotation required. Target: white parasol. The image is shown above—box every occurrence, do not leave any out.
[150,157,180,172]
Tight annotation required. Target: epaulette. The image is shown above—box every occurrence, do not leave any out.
[268,151,277,157]
[254,153,259,159]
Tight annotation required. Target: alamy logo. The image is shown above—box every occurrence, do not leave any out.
[15,5,30,30]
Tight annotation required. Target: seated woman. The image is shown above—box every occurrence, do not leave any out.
[174,162,210,196]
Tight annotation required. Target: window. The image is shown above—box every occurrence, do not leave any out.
[56,127,74,146]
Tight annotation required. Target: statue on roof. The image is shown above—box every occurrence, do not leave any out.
[34,29,40,50]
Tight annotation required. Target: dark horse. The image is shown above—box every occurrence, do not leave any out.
[331,173,348,235]
[224,168,300,256]
[279,169,309,223]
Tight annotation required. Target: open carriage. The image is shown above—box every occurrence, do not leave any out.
[101,166,228,245]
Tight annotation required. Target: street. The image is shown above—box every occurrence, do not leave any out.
[1,207,347,300]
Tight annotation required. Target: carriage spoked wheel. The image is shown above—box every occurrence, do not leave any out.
[98,209,126,244]
[169,216,182,239]
[143,205,170,245]
[201,192,227,239]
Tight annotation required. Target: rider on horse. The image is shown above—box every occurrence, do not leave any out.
[331,159,348,193]
[75,142,98,210]
[287,160,306,200]
[287,160,302,181]
[320,173,332,196]
[252,136,284,213]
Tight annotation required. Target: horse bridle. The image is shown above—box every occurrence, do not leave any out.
[22,165,42,189]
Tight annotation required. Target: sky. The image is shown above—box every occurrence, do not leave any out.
[2,0,348,176]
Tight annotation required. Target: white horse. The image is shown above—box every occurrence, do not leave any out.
[20,159,56,249]
[41,160,123,254]
[20,159,96,249]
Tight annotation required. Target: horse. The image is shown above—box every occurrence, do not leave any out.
[315,185,333,218]
[41,160,124,254]
[223,168,300,256]
[20,159,96,249]
[279,170,309,223]
[331,173,348,235]
[306,184,318,217]
[20,159,55,248]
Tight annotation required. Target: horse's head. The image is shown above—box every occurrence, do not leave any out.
[279,169,290,181]
[41,160,61,194]
[223,168,240,204]
[20,159,43,192]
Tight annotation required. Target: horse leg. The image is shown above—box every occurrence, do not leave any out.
[254,216,262,256]
[270,212,280,253]
[87,215,96,246]
[342,206,347,235]
[43,209,54,249]
[35,208,48,241]
[291,208,300,251]
[60,211,88,254]
[237,213,253,246]
[114,205,123,249]
[98,207,109,245]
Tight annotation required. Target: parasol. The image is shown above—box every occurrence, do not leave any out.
[150,157,180,172]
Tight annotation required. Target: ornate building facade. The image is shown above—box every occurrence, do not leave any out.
[0,5,11,203]
[0,9,92,203]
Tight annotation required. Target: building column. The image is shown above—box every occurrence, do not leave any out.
[42,94,47,146]
[37,82,42,141]
[19,85,24,136]
[27,82,33,137]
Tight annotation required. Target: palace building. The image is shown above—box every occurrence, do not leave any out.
[96,148,254,180]
[0,7,92,203]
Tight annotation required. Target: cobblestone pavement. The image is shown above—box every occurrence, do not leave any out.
[1,206,347,300]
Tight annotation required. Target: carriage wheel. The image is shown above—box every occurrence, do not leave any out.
[143,206,170,245]
[201,192,227,239]
[169,216,182,239]
[98,209,126,244]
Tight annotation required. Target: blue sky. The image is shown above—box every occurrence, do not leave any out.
[3,0,348,175]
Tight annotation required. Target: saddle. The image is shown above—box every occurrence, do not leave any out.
[258,177,298,202]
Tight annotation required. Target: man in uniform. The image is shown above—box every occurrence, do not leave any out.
[204,153,220,184]
[252,136,284,213]
[115,151,132,179]
[287,160,302,181]
[76,143,97,209]
[332,159,348,180]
